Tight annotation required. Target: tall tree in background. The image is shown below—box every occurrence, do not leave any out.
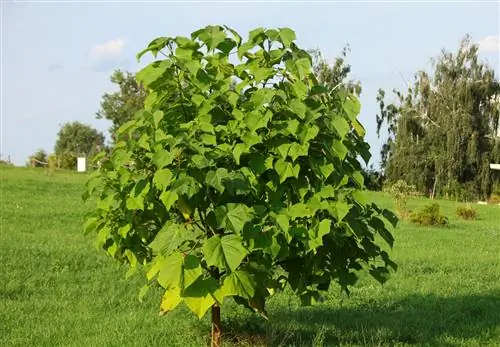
[96,69,146,139]
[55,121,105,169]
[376,35,500,201]
[310,45,362,97]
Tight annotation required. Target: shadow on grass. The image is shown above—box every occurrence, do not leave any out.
[223,293,500,346]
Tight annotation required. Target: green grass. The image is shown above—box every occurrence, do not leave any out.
[1,166,500,346]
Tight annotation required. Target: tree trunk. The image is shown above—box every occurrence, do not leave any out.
[211,304,222,347]
[431,176,438,200]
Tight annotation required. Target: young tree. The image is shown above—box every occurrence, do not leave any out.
[376,35,500,201]
[83,25,397,346]
[55,121,105,169]
[96,69,147,139]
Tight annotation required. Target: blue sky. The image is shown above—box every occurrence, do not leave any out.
[2,1,499,167]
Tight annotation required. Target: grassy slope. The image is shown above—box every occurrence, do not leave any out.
[1,166,499,346]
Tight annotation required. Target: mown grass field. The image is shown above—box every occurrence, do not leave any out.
[1,166,500,346]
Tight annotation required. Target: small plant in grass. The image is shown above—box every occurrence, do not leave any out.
[83,25,398,346]
[456,205,477,220]
[385,179,417,219]
[410,203,448,226]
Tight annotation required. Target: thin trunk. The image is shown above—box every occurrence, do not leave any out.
[431,177,437,200]
[211,304,222,347]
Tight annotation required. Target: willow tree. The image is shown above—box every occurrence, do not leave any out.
[377,35,500,201]
[84,25,397,346]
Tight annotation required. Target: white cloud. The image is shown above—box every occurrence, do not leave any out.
[88,38,126,62]
[477,35,500,52]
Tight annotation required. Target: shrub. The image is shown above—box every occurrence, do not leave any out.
[28,149,48,167]
[0,160,14,167]
[384,179,417,218]
[488,194,500,205]
[456,205,477,220]
[410,203,448,226]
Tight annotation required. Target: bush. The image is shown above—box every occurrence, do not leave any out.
[410,203,448,226]
[456,205,477,220]
[384,180,417,218]
[488,194,500,205]
[28,149,48,167]
[0,160,14,167]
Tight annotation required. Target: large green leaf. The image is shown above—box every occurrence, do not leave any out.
[274,159,300,183]
[275,213,290,233]
[299,124,319,144]
[183,254,203,289]
[370,216,394,248]
[157,252,183,289]
[278,27,296,47]
[136,60,172,87]
[288,203,311,219]
[233,143,248,165]
[149,222,190,256]
[153,150,174,169]
[295,58,311,79]
[155,252,202,292]
[206,168,229,193]
[289,99,307,119]
[288,142,309,161]
[153,169,173,191]
[125,179,150,211]
[332,116,350,139]
[215,203,253,233]
[183,278,217,319]
[343,94,361,120]
[160,286,182,315]
[159,190,178,210]
[203,234,248,271]
[221,270,256,298]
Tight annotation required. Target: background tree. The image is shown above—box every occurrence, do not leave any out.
[96,69,147,139]
[84,25,398,346]
[55,121,105,169]
[376,35,500,201]
[362,165,384,191]
[310,46,362,97]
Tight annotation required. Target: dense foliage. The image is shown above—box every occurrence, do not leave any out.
[83,25,397,343]
[376,35,500,201]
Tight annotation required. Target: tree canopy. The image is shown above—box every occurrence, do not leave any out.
[55,121,105,159]
[376,35,500,201]
[83,25,398,346]
[96,70,146,139]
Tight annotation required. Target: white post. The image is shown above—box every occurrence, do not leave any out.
[77,157,86,172]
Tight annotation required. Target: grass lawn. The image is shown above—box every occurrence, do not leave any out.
[1,166,499,346]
